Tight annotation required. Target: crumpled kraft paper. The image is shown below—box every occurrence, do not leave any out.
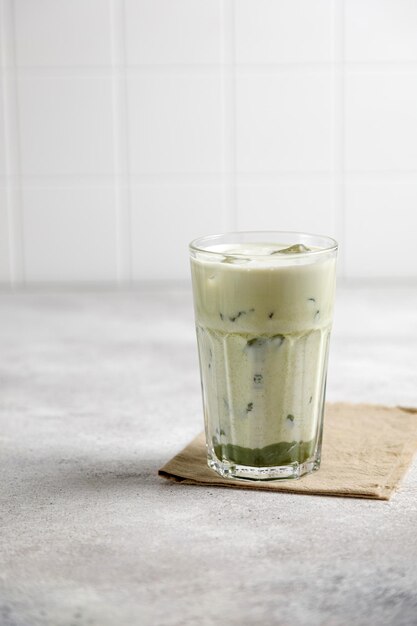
[159,403,417,500]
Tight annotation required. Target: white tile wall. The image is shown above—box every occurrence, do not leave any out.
[127,73,223,174]
[346,71,417,171]
[345,182,417,278]
[345,0,417,62]
[236,71,334,172]
[0,81,6,177]
[0,0,417,285]
[14,0,112,67]
[0,187,11,281]
[236,183,337,236]
[125,0,222,65]
[18,77,114,176]
[22,187,118,282]
[235,0,334,64]
[131,184,225,280]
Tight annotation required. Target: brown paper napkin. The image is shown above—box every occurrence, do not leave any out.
[159,403,417,500]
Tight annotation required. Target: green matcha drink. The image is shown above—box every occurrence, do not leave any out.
[189,232,338,481]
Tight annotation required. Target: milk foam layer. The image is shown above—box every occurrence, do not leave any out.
[192,243,336,335]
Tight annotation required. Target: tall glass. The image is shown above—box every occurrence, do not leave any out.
[189,232,338,481]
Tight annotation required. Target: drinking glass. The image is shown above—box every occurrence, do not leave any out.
[189,231,338,481]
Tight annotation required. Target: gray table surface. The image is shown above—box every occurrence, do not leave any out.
[1,283,417,626]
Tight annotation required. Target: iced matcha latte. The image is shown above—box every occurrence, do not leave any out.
[189,232,337,480]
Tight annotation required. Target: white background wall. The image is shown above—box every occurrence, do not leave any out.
[1,0,417,285]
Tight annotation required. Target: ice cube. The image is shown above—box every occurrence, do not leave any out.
[270,243,312,255]
[222,256,251,264]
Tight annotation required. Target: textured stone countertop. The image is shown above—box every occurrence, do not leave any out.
[1,283,417,626]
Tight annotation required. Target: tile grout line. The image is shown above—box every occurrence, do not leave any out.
[9,61,417,75]
[1,0,25,287]
[334,0,346,279]
[109,0,131,283]
[220,0,237,231]
[3,170,417,185]
[230,0,237,229]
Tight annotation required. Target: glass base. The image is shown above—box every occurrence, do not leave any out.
[208,450,320,481]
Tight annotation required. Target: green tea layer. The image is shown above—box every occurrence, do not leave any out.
[213,439,315,467]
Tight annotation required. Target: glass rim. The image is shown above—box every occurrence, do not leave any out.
[189,230,338,258]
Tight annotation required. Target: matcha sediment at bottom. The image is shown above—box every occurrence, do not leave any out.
[191,243,337,468]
